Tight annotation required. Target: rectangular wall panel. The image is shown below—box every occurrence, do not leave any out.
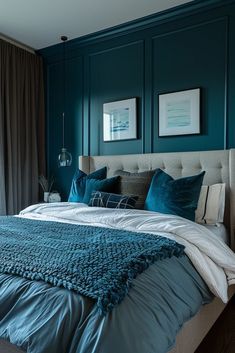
[47,56,83,198]
[89,41,144,156]
[152,18,227,152]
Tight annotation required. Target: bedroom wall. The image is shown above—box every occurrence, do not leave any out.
[39,0,235,198]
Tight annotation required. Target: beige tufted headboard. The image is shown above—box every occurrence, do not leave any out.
[79,149,235,250]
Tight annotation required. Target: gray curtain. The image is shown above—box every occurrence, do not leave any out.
[0,39,45,215]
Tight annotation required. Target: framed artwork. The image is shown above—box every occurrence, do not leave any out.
[158,88,200,137]
[103,98,137,142]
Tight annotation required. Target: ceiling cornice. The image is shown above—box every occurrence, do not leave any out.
[38,0,235,58]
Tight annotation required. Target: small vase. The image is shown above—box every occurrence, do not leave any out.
[44,192,50,203]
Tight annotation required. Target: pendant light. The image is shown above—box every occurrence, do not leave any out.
[58,35,72,167]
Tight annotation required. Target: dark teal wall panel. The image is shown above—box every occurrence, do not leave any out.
[152,18,227,152]
[39,0,235,198]
[47,56,83,198]
[89,41,144,155]
[228,11,235,148]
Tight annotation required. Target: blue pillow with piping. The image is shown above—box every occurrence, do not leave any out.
[88,191,138,209]
[68,167,107,202]
[83,176,120,204]
[144,169,205,221]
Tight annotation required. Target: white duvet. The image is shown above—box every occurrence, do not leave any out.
[19,202,235,303]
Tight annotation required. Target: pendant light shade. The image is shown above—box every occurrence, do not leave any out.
[58,148,72,167]
[58,36,72,168]
[58,111,72,167]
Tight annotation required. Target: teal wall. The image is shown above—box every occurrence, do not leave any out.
[39,0,235,199]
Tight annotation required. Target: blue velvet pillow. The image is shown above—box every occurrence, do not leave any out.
[88,191,138,209]
[83,176,120,204]
[68,167,107,202]
[144,169,205,221]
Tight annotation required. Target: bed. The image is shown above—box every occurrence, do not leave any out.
[79,148,235,353]
[0,149,235,353]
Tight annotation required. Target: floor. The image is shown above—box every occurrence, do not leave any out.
[195,295,235,353]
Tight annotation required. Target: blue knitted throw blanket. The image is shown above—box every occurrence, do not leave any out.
[0,216,185,313]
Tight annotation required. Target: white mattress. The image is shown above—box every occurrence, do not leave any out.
[202,224,229,244]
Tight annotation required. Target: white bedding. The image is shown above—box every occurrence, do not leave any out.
[19,202,235,303]
[202,224,229,244]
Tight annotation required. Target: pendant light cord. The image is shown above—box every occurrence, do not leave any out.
[61,35,68,150]
[62,112,65,149]
[58,35,72,166]
[63,36,66,116]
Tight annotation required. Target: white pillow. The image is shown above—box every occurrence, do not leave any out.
[195,183,226,225]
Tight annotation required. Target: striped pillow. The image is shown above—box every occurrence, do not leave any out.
[88,191,138,209]
[195,183,226,224]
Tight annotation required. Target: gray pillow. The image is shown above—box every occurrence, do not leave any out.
[114,170,155,209]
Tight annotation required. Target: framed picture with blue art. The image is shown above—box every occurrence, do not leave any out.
[158,88,200,137]
[103,98,137,142]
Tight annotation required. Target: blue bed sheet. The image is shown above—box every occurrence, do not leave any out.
[0,254,212,353]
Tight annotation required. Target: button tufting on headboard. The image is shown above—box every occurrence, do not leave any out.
[79,149,235,250]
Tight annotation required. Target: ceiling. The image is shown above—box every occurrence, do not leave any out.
[0,0,193,50]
